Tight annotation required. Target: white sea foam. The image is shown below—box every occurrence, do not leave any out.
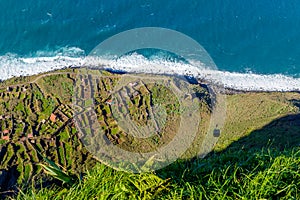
[0,54,83,80]
[0,51,299,92]
[85,53,300,92]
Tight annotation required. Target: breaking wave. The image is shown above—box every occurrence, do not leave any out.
[0,49,299,92]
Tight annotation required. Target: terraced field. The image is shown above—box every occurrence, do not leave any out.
[73,69,213,172]
[0,71,97,193]
[0,69,212,193]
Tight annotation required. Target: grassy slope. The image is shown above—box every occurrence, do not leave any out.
[18,148,300,199]
[217,92,300,150]
[0,69,299,199]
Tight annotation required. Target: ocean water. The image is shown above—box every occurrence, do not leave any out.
[0,0,300,90]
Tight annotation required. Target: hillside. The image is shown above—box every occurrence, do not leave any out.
[0,68,299,198]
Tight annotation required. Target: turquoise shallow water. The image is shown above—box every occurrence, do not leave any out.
[0,0,300,77]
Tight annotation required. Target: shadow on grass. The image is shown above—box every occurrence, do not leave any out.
[0,166,19,198]
[156,112,300,198]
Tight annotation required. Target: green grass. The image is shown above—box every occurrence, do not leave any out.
[16,147,300,200]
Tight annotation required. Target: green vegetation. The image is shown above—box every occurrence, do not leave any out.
[0,68,299,199]
[16,147,300,199]
[38,152,77,186]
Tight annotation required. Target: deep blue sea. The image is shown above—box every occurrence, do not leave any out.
[0,0,300,83]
